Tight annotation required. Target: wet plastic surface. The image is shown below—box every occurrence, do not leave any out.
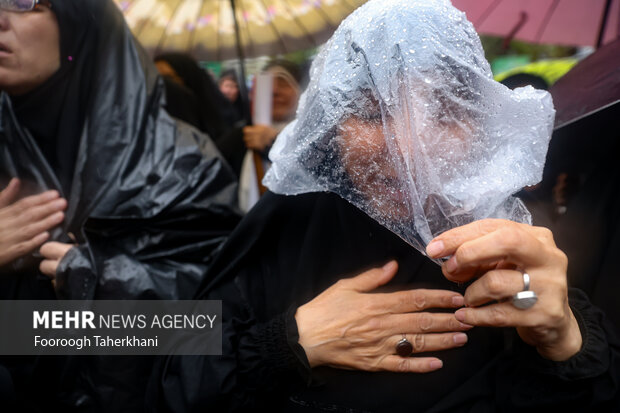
[265,0,555,261]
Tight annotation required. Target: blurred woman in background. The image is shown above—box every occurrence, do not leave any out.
[218,68,246,122]
[155,52,239,139]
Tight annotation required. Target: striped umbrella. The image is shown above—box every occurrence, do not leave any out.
[115,0,368,61]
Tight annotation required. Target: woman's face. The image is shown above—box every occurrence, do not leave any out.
[272,76,299,123]
[219,78,239,102]
[0,6,61,95]
[339,116,409,216]
[338,103,474,219]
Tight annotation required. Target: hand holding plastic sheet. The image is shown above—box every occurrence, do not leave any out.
[264,0,555,262]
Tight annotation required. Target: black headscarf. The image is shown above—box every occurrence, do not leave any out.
[160,76,202,129]
[9,1,96,196]
[155,53,239,137]
[218,69,247,122]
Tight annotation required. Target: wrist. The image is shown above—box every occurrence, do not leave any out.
[294,305,321,368]
[536,308,583,361]
[263,129,278,147]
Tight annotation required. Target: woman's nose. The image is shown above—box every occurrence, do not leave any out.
[0,12,10,31]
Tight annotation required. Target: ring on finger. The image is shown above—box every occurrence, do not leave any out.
[395,334,413,357]
[512,272,538,310]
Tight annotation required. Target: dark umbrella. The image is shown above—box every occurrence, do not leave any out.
[550,38,620,129]
[452,0,620,48]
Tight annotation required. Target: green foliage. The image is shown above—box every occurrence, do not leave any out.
[481,35,577,64]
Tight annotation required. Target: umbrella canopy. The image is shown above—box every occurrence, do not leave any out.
[550,38,620,129]
[115,0,368,61]
[451,0,620,47]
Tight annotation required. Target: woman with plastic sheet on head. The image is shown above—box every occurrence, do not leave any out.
[149,1,620,411]
[0,0,240,410]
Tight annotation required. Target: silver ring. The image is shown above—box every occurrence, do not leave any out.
[522,272,531,290]
[512,272,538,310]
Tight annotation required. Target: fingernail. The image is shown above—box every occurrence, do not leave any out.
[35,232,50,242]
[52,199,66,209]
[455,309,467,322]
[445,256,458,273]
[52,211,64,222]
[453,333,468,345]
[426,240,444,257]
[383,260,397,274]
[44,190,59,200]
[430,360,443,369]
[451,296,464,307]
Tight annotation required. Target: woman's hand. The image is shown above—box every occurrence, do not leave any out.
[242,125,278,151]
[295,261,472,373]
[426,219,582,361]
[0,178,67,267]
[39,242,74,279]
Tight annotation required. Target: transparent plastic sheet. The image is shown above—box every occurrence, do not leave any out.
[264,0,555,263]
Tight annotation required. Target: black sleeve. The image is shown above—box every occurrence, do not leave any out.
[148,282,310,412]
[0,363,15,408]
[212,127,246,178]
[416,288,620,413]
[494,288,620,411]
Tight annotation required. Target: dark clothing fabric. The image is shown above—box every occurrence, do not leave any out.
[229,96,247,125]
[11,68,79,196]
[10,0,93,196]
[0,363,15,409]
[161,77,202,130]
[213,126,272,179]
[218,69,250,125]
[213,126,246,178]
[150,191,620,412]
[522,103,620,333]
[155,53,240,139]
[0,0,240,299]
[0,0,241,411]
